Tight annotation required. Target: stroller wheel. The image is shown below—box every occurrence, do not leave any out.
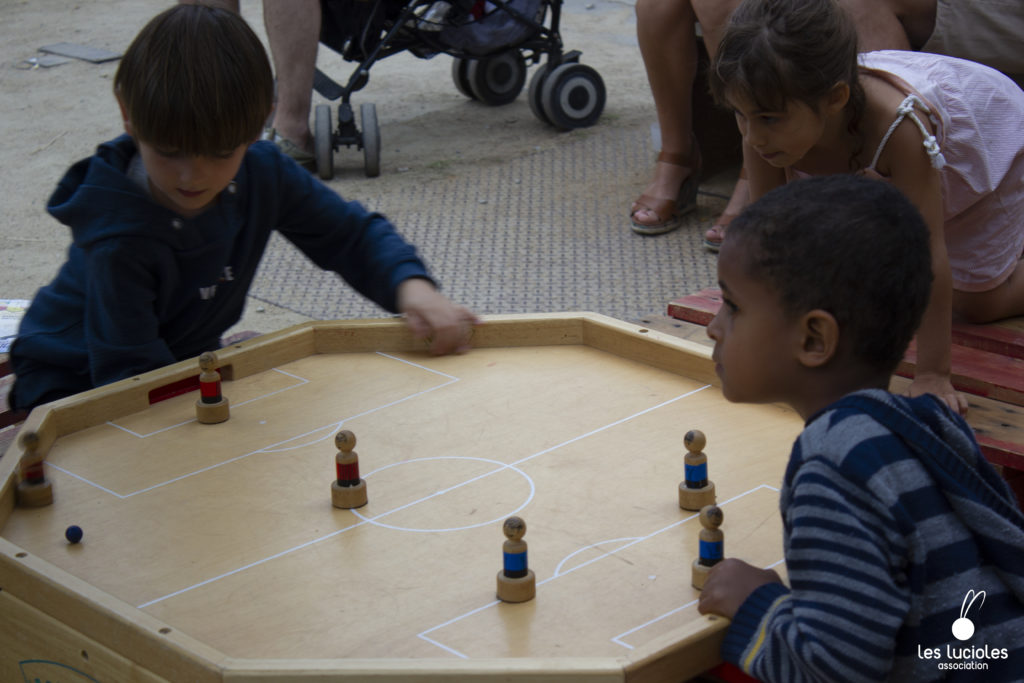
[361,103,381,178]
[527,64,552,125]
[466,50,526,106]
[451,58,477,100]
[540,63,606,130]
[314,104,335,180]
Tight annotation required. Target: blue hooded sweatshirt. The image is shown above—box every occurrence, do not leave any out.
[10,135,432,409]
[723,389,1024,682]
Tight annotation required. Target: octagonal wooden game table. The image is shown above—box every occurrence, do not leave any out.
[0,313,802,682]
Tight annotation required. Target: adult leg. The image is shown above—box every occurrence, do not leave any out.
[691,0,750,249]
[263,0,321,156]
[630,0,700,234]
[847,0,913,51]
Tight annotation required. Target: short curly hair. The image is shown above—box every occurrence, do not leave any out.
[725,175,933,376]
[114,5,274,155]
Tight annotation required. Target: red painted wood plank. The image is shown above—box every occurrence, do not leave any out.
[148,361,232,405]
[704,662,759,682]
[951,321,1024,360]
[0,409,27,430]
[976,433,1024,472]
[0,356,20,429]
[898,342,1024,406]
[996,463,1024,510]
[666,289,723,324]
[148,374,199,404]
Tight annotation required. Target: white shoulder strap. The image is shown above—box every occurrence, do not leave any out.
[868,94,946,172]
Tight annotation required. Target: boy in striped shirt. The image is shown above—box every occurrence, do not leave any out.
[699,174,1024,681]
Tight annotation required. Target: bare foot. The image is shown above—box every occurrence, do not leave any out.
[704,168,749,250]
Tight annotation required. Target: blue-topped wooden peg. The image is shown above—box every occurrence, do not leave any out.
[679,429,716,511]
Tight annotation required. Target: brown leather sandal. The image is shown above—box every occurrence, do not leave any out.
[630,145,702,236]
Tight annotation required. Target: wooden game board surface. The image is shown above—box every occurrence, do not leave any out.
[0,314,802,682]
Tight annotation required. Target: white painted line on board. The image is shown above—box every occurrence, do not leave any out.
[58,355,459,498]
[137,518,370,609]
[106,368,310,438]
[352,457,537,532]
[609,485,783,650]
[415,483,783,656]
[137,385,714,614]
[512,385,712,468]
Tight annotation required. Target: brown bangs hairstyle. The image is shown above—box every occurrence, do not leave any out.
[114,5,274,155]
[709,0,866,165]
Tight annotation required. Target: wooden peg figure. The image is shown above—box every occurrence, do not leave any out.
[195,351,230,424]
[16,431,53,507]
[679,429,716,510]
[496,516,536,603]
[331,430,367,509]
[691,504,724,590]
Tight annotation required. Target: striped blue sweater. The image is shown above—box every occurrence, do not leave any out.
[722,389,1024,682]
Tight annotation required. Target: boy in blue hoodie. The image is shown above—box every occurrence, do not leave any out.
[10,5,477,411]
[698,175,1024,681]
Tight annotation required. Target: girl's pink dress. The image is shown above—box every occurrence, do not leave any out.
[810,51,1024,292]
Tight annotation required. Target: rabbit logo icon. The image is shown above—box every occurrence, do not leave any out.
[952,590,985,641]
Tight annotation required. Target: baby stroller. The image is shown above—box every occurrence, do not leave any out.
[312,0,607,178]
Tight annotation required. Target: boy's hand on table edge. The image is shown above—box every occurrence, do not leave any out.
[698,558,783,620]
[397,278,480,355]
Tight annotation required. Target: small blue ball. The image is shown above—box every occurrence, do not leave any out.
[65,525,83,544]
